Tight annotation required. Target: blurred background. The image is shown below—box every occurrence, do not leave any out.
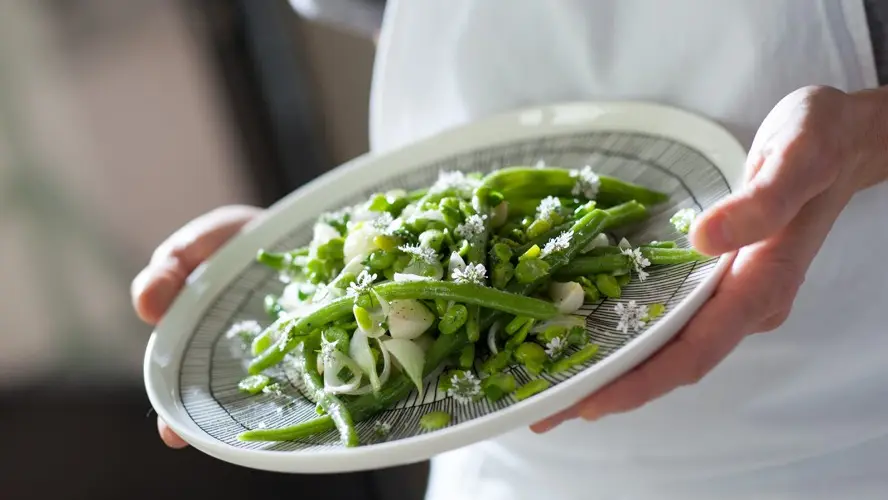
[0,0,430,498]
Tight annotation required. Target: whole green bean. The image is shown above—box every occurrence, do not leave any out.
[479,167,668,207]
[601,200,649,230]
[250,280,560,374]
[300,336,359,447]
[555,247,707,280]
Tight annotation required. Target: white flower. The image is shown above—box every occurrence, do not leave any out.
[429,170,481,196]
[447,371,481,404]
[541,230,574,258]
[536,196,561,222]
[398,243,438,263]
[670,207,698,234]
[570,165,601,199]
[614,300,649,334]
[534,159,546,169]
[544,336,568,360]
[371,212,395,233]
[320,336,339,365]
[225,320,262,340]
[373,421,392,437]
[346,270,377,298]
[456,214,487,240]
[262,382,284,396]
[452,263,487,285]
[618,238,651,282]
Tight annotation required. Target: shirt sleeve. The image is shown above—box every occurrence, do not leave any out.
[287,0,386,38]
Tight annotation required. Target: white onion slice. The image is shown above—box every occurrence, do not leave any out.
[388,299,435,340]
[382,338,426,400]
[447,251,466,279]
[549,281,585,314]
[487,320,503,355]
[347,331,391,394]
[323,351,364,394]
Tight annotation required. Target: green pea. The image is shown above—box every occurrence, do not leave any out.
[492,262,515,289]
[491,242,513,263]
[420,411,452,431]
[238,374,270,395]
[595,273,622,298]
[368,250,396,270]
[514,342,547,375]
[515,379,551,401]
[316,237,344,261]
[374,234,399,252]
[616,273,631,286]
[439,304,468,335]
[515,258,550,284]
[482,373,517,402]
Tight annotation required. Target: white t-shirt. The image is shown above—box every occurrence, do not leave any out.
[369,1,888,498]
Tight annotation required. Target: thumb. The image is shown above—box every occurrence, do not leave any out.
[131,205,262,324]
[690,151,829,255]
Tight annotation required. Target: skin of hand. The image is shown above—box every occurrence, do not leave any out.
[532,85,888,433]
[132,204,263,448]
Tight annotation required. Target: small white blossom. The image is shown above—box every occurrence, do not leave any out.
[320,336,339,365]
[429,170,481,196]
[447,371,481,404]
[452,263,487,285]
[262,382,284,396]
[371,212,395,233]
[618,238,651,282]
[257,422,267,429]
[534,159,546,169]
[225,320,262,340]
[614,300,649,334]
[346,270,377,298]
[544,336,568,360]
[670,207,698,234]
[398,243,438,263]
[456,214,487,240]
[541,230,574,258]
[536,196,562,222]
[570,165,601,199]
[373,421,392,437]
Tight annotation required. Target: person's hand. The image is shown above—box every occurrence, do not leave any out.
[532,85,888,432]
[132,205,263,448]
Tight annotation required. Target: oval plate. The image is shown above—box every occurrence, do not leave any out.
[144,100,746,473]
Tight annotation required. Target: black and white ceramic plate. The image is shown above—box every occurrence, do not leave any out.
[144,101,746,473]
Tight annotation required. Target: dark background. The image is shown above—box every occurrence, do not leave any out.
[0,0,432,498]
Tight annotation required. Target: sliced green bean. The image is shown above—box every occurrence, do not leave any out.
[298,335,359,447]
[601,200,648,230]
[595,274,622,299]
[550,344,600,373]
[439,304,468,335]
[514,379,551,401]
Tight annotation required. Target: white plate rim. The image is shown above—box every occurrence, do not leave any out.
[144,99,747,473]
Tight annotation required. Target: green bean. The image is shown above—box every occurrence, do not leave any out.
[646,240,677,248]
[601,200,649,230]
[514,342,547,375]
[299,336,359,447]
[466,304,481,342]
[505,319,535,351]
[641,247,709,265]
[250,329,275,357]
[595,274,622,299]
[482,373,517,402]
[479,167,668,207]
[514,379,551,401]
[419,411,452,431]
[553,254,630,278]
[505,315,532,335]
[439,304,468,335]
[459,344,475,369]
[526,219,552,239]
[556,247,706,280]
[550,344,600,374]
[322,326,350,355]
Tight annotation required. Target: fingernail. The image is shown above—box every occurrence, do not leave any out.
[698,213,733,252]
[140,273,179,323]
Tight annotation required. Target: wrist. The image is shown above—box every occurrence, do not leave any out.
[847,86,888,192]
